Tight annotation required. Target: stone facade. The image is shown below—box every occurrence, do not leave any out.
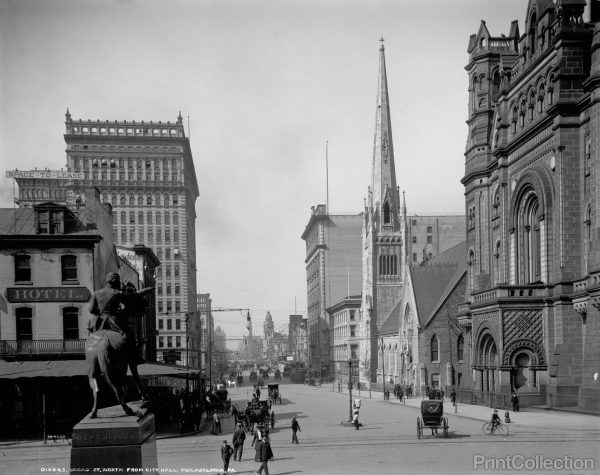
[461,0,600,411]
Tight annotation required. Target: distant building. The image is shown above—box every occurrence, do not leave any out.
[263,311,274,359]
[197,293,212,372]
[327,296,361,384]
[288,315,308,364]
[301,205,362,378]
[407,215,466,265]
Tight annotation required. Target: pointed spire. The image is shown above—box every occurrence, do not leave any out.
[65,108,72,122]
[370,38,399,225]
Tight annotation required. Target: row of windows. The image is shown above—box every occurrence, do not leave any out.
[333,325,356,339]
[70,126,182,137]
[157,317,186,331]
[14,307,80,340]
[118,211,179,225]
[412,235,433,244]
[106,193,180,207]
[83,170,180,183]
[429,334,464,363]
[15,255,77,283]
[157,336,183,348]
[331,310,356,327]
[116,228,180,244]
[157,281,181,294]
[410,221,433,233]
[378,254,398,276]
[157,300,183,313]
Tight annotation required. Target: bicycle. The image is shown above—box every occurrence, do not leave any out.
[482,421,509,436]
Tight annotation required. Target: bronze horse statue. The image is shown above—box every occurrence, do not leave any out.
[86,329,136,418]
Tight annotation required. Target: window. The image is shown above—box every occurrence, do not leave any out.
[350,310,355,321]
[138,195,143,206]
[38,210,63,234]
[158,336,164,348]
[120,211,126,224]
[174,230,179,243]
[120,195,126,205]
[176,336,181,347]
[167,301,172,312]
[158,301,164,313]
[157,284,163,295]
[457,335,464,362]
[383,202,391,224]
[166,284,171,295]
[61,255,78,282]
[164,195,169,206]
[412,236,417,244]
[412,219,417,226]
[173,212,179,224]
[166,248,171,259]
[164,213,170,225]
[111,194,117,206]
[138,212,144,224]
[158,319,163,330]
[176,319,181,330]
[431,335,439,362]
[175,301,181,312]
[129,194,134,205]
[148,230,153,243]
[167,336,173,348]
[16,307,33,340]
[156,213,162,224]
[129,229,135,242]
[165,230,170,243]
[130,212,135,224]
[166,265,171,278]
[413,253,417,262]
[350,326,356,337]
[121,229,127,242]
[63,307,79,339]
[427,236,433,244]
[14,255,31,282]
[516,186,542,283]
[173,194,178,205]
[147,212,153,224]
[175,284,180,295]
[167,319,172,330]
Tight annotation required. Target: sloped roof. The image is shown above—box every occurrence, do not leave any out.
[379,300,403,336]
[0,208,36,235]
[411,265,459,325]
[424,267,467,328]
[427,241,466,266]
[411,241,467,325]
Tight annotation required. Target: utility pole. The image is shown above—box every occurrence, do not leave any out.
[380,337,386,399]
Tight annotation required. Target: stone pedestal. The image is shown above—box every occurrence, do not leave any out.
[70,402,157,475]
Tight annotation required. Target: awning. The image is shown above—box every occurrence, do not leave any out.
[0,360,195,379]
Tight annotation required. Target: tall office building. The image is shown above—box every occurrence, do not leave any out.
[63,110,200,368]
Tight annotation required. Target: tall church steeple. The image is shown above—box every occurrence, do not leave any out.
[370,38,400,229]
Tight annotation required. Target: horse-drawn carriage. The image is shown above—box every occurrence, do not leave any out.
[417,400,449,439]
[238,400,272,431]
[207,389,231,415]
[268,384,282,405]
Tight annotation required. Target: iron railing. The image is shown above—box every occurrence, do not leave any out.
[0,339,86,357]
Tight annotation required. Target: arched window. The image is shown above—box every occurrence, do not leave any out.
[164,194,169,206]
[120,194,126,205]
[457,334,464,362]
[383,202,391,224]
[173,193,178,205]
[147,195,152,205]
[16,307,33,340]
[516,186,542,284]
[468,250,476,299]
[102,193,108,204]
[529,12,537,55]
[155,194,160,206]
[494,241,502,285]
[137,194,143,206]
[63,307,79,339]
[129,194,134,206]
[431,335,439,362]
[111,194,117,206]
[584,205,591,271]
[61,255,78,282]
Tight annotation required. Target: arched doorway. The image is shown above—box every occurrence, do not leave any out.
[479,333,498,394]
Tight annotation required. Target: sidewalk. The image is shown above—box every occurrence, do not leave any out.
[323,383,600,432]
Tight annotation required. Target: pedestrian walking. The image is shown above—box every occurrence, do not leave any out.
[450,389,456,406]
[232,423,246,461]
[251,423,263,447]
[211,412,221,435]
[352,403,360,430]
[221,439,234,475]
[511,392,520,412]
[254,434,273,475]
[291,416,301,444]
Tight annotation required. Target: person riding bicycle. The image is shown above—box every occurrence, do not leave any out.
[490,409,502,432]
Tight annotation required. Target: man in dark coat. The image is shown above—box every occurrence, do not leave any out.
[221,439,234,474]
[511,392,520,412]
[254,434,273,475]
[232,423,246,461]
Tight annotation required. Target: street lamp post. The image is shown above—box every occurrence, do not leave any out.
[348,358,353,422]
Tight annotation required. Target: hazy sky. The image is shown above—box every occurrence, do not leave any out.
[0,0,525,349]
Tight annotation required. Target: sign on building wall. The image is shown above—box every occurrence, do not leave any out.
[5,170,84,180]
[6,287,91,302]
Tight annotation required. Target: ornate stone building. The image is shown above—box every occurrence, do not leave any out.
[461,0,600,411]
[63,111,200,369]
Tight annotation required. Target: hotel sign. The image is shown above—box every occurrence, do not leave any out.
[6,287,91,303]
[5,170,84,180]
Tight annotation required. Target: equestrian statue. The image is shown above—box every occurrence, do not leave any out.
[86,272,154,418]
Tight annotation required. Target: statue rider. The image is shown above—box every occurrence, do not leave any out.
[89,272,154,368]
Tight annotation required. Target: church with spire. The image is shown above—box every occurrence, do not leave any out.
[359,39,408,386]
